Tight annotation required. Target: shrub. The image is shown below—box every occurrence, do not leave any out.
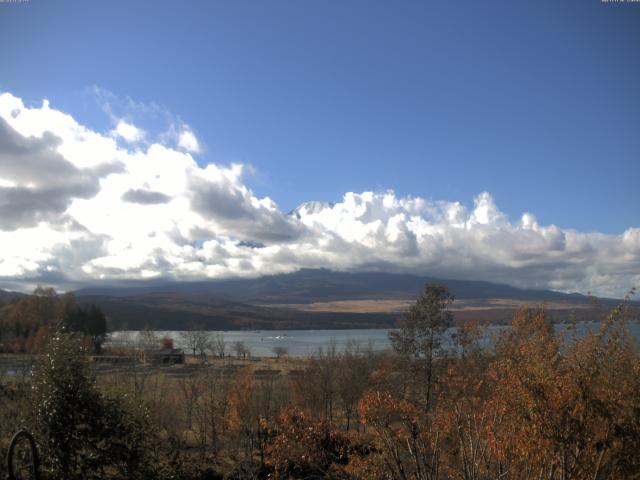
[32,328,153,479]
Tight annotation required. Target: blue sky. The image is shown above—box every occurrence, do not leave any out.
[0,0,639,295]
[1,0,638,233]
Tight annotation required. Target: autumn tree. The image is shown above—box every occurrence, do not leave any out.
[0,287,106,354]
[487,301,640,479]
[227,367,262,461]
[439,320,496,480]
[160,336,174,350]
[266,407,359,479]
[359,390,442,480]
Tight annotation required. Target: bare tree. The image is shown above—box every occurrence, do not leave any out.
[180,326,209,358]
[336,342,375,431]
[233,340,249,359]
[212,332,226,357]
[272,345,288,360]
[137,326,158,363]
[111,330,135,355]
[300,340,338,423]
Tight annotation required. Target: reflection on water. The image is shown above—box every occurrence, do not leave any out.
[109,320,640,358]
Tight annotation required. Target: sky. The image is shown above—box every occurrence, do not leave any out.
[0,0,639,297]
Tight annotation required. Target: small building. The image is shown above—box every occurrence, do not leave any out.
[153,348,185,364]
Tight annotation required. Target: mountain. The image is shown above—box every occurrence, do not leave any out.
[0,289,27,303]
[76,269,600,305]
[79,293,393,331]
[72,270,636,330]
[289,201,335,219]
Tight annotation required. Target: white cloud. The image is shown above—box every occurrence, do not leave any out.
[0,90,638,297]
[178,127,200,153]
[113,120,144,143]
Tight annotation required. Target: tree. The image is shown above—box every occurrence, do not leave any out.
[180,326,209,357]
[296,342,339,423]
[32,328,152,479]
[134,326,159,363]
[62,303,107,353]
[227,368,260,460]
[336,344,375,431]
[0,287,107,354]
[212,332,226,357]
[358,390,441,480]
[85,304,107,353]
[233,340,249,359]
[389,283,453,410]
[487,302,640,479]
[272,345,288,360]
[266,407,357,479]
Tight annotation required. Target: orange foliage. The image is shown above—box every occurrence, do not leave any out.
[358,390,441,480]
[227,367,257,434]
[353,305,640,479]
[486,306,640,478]
[265,406,358,479]
[160,336,174,350]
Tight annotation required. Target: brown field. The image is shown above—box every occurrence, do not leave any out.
[0,353,301,381]
[264,298,595,314]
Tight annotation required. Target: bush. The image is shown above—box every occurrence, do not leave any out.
[32,328,153,479]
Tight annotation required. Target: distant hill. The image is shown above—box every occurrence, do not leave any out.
[0,289,27,303]
[77,268,604,305]
[79,293,393,331]
[71,269,637,330]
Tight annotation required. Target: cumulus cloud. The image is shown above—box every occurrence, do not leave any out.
[0,91,638,297]
[0,113,122,230]
[188,164,303,242]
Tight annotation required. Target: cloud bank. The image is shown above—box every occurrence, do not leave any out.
[0,91,638,297]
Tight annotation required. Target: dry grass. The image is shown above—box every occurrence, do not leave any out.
[264,298,595,314]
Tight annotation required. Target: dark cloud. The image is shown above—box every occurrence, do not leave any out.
[0,269,71,293]
[237,240,266,249]
[0,117,122,230]
[188,174,303,243]
[122,188,171,205]
[0,117,89,188]
[0,186,90,230]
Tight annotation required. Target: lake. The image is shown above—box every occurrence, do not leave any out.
[109,320,640,357]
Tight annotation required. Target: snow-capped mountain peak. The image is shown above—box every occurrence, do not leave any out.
[289,201,335,219]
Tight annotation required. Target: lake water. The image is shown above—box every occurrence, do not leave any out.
[109,321,640,357]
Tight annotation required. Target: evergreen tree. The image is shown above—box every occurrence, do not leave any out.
[32,329,152,479]
[389,283,453,410]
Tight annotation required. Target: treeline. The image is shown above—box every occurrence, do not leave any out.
[1,285,639,479]
[0,286,107,353]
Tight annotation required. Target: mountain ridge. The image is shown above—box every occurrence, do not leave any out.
[75,269,614,305]
[4,270,635,330]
